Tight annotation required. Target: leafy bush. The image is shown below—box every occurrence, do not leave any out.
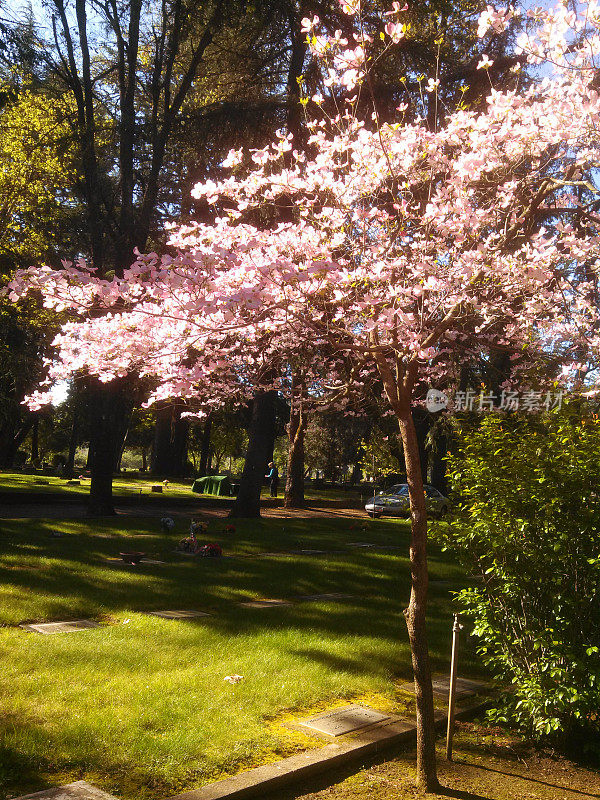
[441,408,600,741]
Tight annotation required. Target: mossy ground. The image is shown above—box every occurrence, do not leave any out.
[285,721,600,800]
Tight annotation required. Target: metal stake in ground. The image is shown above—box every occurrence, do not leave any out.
[446,613,463,761]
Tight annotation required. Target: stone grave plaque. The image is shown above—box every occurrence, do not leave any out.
[399,676,488,698]
[431,676,489,696]
[147,609,211,619]
[298,705,390,737]
[347,542,375,548]
[239,599,292,608]
[297,593,353,601]
[20,619,101,635]
[14,780,117,800]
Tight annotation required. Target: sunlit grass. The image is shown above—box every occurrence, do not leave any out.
[0,470,374,504]
[0,471,195,497]
[0,516,474,799]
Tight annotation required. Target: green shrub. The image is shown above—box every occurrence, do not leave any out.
[441,408,600,741]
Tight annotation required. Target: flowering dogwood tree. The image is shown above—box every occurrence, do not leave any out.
[10,0,600,789]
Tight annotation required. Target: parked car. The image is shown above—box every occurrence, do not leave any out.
[365,484,449,518]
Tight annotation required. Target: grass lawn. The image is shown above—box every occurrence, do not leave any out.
[0,471,373,505]
[0,471,195,498]
[0,515,476,799]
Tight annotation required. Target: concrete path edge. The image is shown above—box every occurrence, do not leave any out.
[166,701,491,800]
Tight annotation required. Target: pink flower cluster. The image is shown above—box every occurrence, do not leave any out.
[9,1,600,413]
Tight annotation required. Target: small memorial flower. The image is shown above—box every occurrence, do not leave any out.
[224,674,244,684]
[198,543,222,558]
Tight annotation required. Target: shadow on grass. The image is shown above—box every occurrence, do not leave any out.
[0,715,58,798]
[0,517,472,680]
[0,515,478,797]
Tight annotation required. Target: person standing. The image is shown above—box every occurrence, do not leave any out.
[266,462,279,497]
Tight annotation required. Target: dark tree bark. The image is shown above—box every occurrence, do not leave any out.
[0,417,34,467]
[198,413,213,477]
[151,403,190,477]
[49,0,227,514]
[284,381,307,508]
[427,425,448,494]
[30,416,39,464]
[229,390,277,518]
[151,405,173,476]
[65,409,79,478]
[413,407,431,484]
[87,378,134,515]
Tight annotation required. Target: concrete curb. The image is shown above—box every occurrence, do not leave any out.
[165,701,491,800]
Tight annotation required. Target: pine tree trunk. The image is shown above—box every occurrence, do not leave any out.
[397,401,439,792]
[284,393,306,508]
[198,413,212,477]
[87,379,132,516]
[1,418,33,468]
[65,410,79,479]
[30,417,39,464]
[230,390,277,518]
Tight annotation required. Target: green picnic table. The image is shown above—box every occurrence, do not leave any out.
[191,475,232,496]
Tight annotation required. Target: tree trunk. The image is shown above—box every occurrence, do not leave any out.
[373,346,439,792]
[198,413,212,477]
[229,390,277,518]
[413,407,431,483]
[141,447,147,472]
[427,426,448,494]
[87,378,132,515]
[284,392,306,508]
[171,411,189,477]
[30,416,39,464]
[397,399,439,792]
[65,410,79,479]
[151,404,190,477]
[116,418,130,472]
[151,404,173,476]
[0,417,34,468]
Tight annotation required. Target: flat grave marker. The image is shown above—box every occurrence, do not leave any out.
[296,593,354,601]
[104,557,166,565]
[19,619,101,635]
[347,542,375,548]
[399,676,489,698]
[239,599,292,608]
[147,609,211,619]
[13,780,117,800]
[298,705,390,737]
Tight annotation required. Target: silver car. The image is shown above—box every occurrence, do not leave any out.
[365,484,449,518]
